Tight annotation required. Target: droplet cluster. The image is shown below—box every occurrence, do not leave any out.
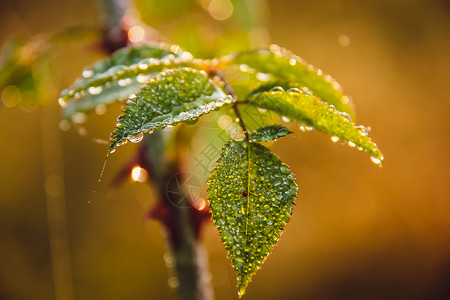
[207,140,298,296]
[109,68,234,153]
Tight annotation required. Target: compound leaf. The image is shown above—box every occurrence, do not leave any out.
[109,68,234,153]
[60,44,199,120]
[207,140,298,297]
[246,89,384,165]
[222,45,354,116]
[250,125,292,142]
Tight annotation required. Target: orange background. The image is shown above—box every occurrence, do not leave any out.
[0,0,449,299]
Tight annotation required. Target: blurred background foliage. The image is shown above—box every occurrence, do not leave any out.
[1,0,450,299]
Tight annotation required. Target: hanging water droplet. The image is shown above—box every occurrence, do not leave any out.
[330,136,340,143]
[88,86,103,95]
[299,124,314,132]
[347,141,356,148]
[289,58,297,66]
[370,156,382,165]
[58,97,66,108]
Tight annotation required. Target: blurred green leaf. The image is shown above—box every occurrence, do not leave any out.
[109,67,233,153]
[60,44,200,119]
[207,140,297,297]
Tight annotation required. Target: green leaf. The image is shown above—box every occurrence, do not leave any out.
[222,45,354,116]
[247,89,384,165]
[59,44,199,119]
[109,68,234,153]
[250,125,292,142]
[207,140,298,297]
[246,89,384,165]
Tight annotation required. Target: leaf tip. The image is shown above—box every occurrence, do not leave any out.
[238,284,247,298]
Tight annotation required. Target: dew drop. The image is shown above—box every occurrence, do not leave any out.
[370,156,382,165]
[58,97,66,108]
[282,116,291,122]
[287,88,301,94]
[137,74,151,83]
[356,126,369,136]
[82,69,94,78]
[270,86,285,92]
[88,86,103,95]
[347,141,356,148]
[299,124,314,132]
[128,132,144,143]
[339,112,352,121]
[239,64,250,72]
[280,164,290,174]
[257,107,267,113]
[118,78,132,86]
[289,58,297,66]
[138,63,149,70]
[330,136,340,143]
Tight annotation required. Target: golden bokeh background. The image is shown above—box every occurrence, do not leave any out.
[0,0,449,299]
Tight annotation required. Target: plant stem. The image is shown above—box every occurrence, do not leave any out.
[233,103,250,141]
[97,2,213,298]
[142,132,212,300]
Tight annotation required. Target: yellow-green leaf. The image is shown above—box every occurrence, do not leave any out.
[246,89,384,165]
